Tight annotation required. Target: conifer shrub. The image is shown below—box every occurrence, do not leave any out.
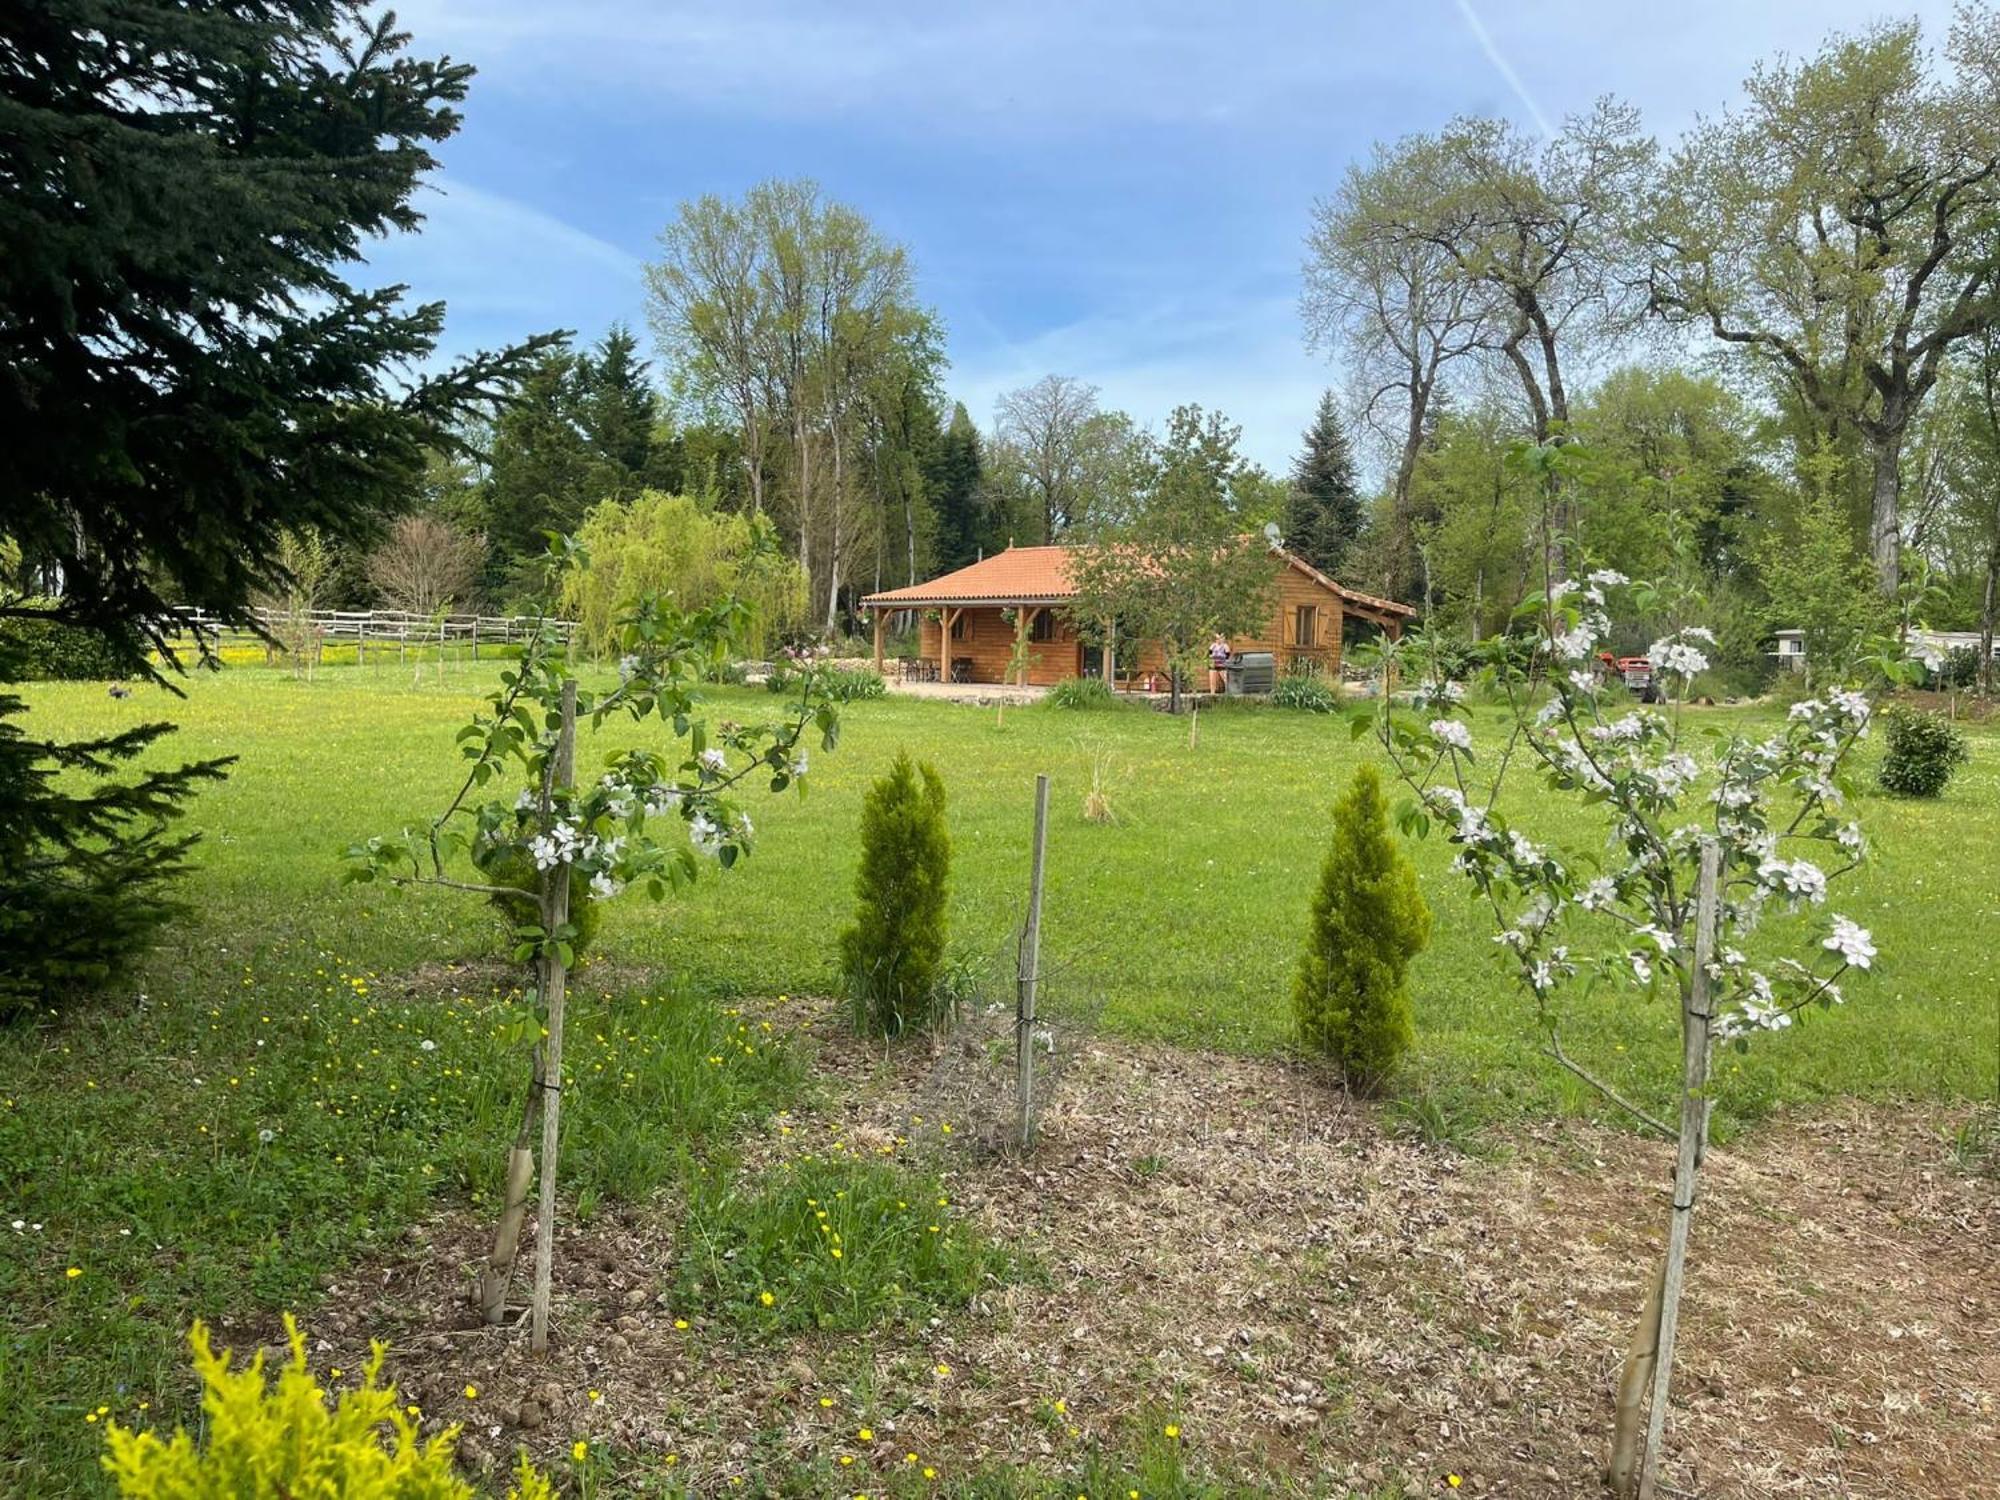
[1877,704,1970,797]
[102,1316,551,1499]
[839,751,951,1034]
[1292,762,1431,1088]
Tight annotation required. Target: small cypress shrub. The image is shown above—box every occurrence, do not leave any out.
[1878,704,1970,797]
[840,751,951,1034]
[103,1315,552,1499]
[1293,762,1431,1089]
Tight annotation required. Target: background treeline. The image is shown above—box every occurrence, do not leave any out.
[305,11,2000,696]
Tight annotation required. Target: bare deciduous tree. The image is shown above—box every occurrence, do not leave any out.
[993,374,1113,542]
[366,514,485,618]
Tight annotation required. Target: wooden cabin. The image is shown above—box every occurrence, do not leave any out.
[859,543,1414,688]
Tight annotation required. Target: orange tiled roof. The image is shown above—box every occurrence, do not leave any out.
[861,543,1415,618]
[860,546,1078,606]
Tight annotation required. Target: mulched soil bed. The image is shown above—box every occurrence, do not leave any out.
[230,997,1998,1498]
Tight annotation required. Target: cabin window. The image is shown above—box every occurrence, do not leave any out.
[949,612,967,641]
[1029,609,1057,643]
[1294,604,1319,647]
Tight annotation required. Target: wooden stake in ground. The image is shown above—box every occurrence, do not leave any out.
[529,678,577,1355]
[1016,773,1050,1151]
[478,1044,543,1323]
[1609,838,1722,1498]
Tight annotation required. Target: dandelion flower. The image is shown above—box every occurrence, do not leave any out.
[1448,1478,1462,1490]
[1164,1423,1180,1439]
[759,1290,775,1307]
[674,1318,689,1330]
[65,1267,82,1279]
[463,1384,478,1400]
[858,1426,874,1441]
[572,1440,588,1462]
[820,1396,835,1408]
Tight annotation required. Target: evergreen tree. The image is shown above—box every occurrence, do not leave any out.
[1292,763,1431,1089]
[482,349,596,569]
[0,3,552,1007]
[577,324,658,486]
[839,753,952,1035]
[1,3,557,663]
[1285,392,1364,575]
[927,402,988,571]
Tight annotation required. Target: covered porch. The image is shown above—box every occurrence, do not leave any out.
[867,600,1114,687]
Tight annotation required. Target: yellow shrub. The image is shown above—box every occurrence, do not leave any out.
[103,1315,551,1500]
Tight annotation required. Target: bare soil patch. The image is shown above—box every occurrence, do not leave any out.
[239,999,1997,1498]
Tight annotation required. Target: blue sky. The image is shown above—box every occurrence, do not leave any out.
[374,0,1955,473]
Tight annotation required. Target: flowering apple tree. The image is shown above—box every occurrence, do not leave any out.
[342,536,838,1351]
[1366,563,1878,1499]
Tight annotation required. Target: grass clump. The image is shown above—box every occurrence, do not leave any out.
[840,751,952,1034]
[1270,666,1339,713]
[1045,676,1116,710]
[1877,703,1970,797]
[1292,763,1430,1090]
[675,1155,1008,1336]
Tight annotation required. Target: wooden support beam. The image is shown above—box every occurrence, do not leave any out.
[1101,618,1114,683]
[872,608,885,675]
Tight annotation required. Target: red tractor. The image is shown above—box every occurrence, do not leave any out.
[1597,650,1658,702]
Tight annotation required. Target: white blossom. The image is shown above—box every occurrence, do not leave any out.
[1649,636,1709,678]
[1431,718,1473,752]
[688,811,723,856]
[698,747,728,775]
[1822,915,1875,970]
[1629,952,1653,984]
[618,654,642,681]
[589,870,625,901]
[1756,855,1828,905]
[419,1039,436,1052]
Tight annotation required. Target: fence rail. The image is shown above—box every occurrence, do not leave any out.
[168,607,574,655]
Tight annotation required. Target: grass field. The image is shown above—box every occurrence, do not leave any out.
[3,664,1996,1494]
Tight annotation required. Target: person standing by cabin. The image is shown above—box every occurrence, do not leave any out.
[1208,634,1231,693]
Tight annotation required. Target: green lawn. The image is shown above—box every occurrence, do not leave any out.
[3,665,1995,1493]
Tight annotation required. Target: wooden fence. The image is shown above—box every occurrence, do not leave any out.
[168,607,574,662]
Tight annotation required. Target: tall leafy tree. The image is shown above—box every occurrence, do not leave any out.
[1648,11,2000,596]
[1285,392,1364,575]
[1067,405,1277,713]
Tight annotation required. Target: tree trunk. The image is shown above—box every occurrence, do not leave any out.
[1979,528,1998,700]
[824,431,845,633]
[529,679,577,1355]
[1610,840,1722,1498]
[1868,433,1903,599]
[479,1043,544,1323]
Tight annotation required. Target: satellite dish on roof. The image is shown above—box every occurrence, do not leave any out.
[1263,520,1283,550]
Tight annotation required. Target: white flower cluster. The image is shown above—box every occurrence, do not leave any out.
[698,747,729,777]
[1431,718,1474,752]
[1822,914,1875,969]
[1755,855,1828,905]
[1647,627,1713,680]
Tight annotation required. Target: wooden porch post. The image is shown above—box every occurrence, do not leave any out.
[939,609,954,682]
[1101,618,1114,684]
[872,607,885,675]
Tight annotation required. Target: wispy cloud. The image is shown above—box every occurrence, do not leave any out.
[1452,0,1556,137]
